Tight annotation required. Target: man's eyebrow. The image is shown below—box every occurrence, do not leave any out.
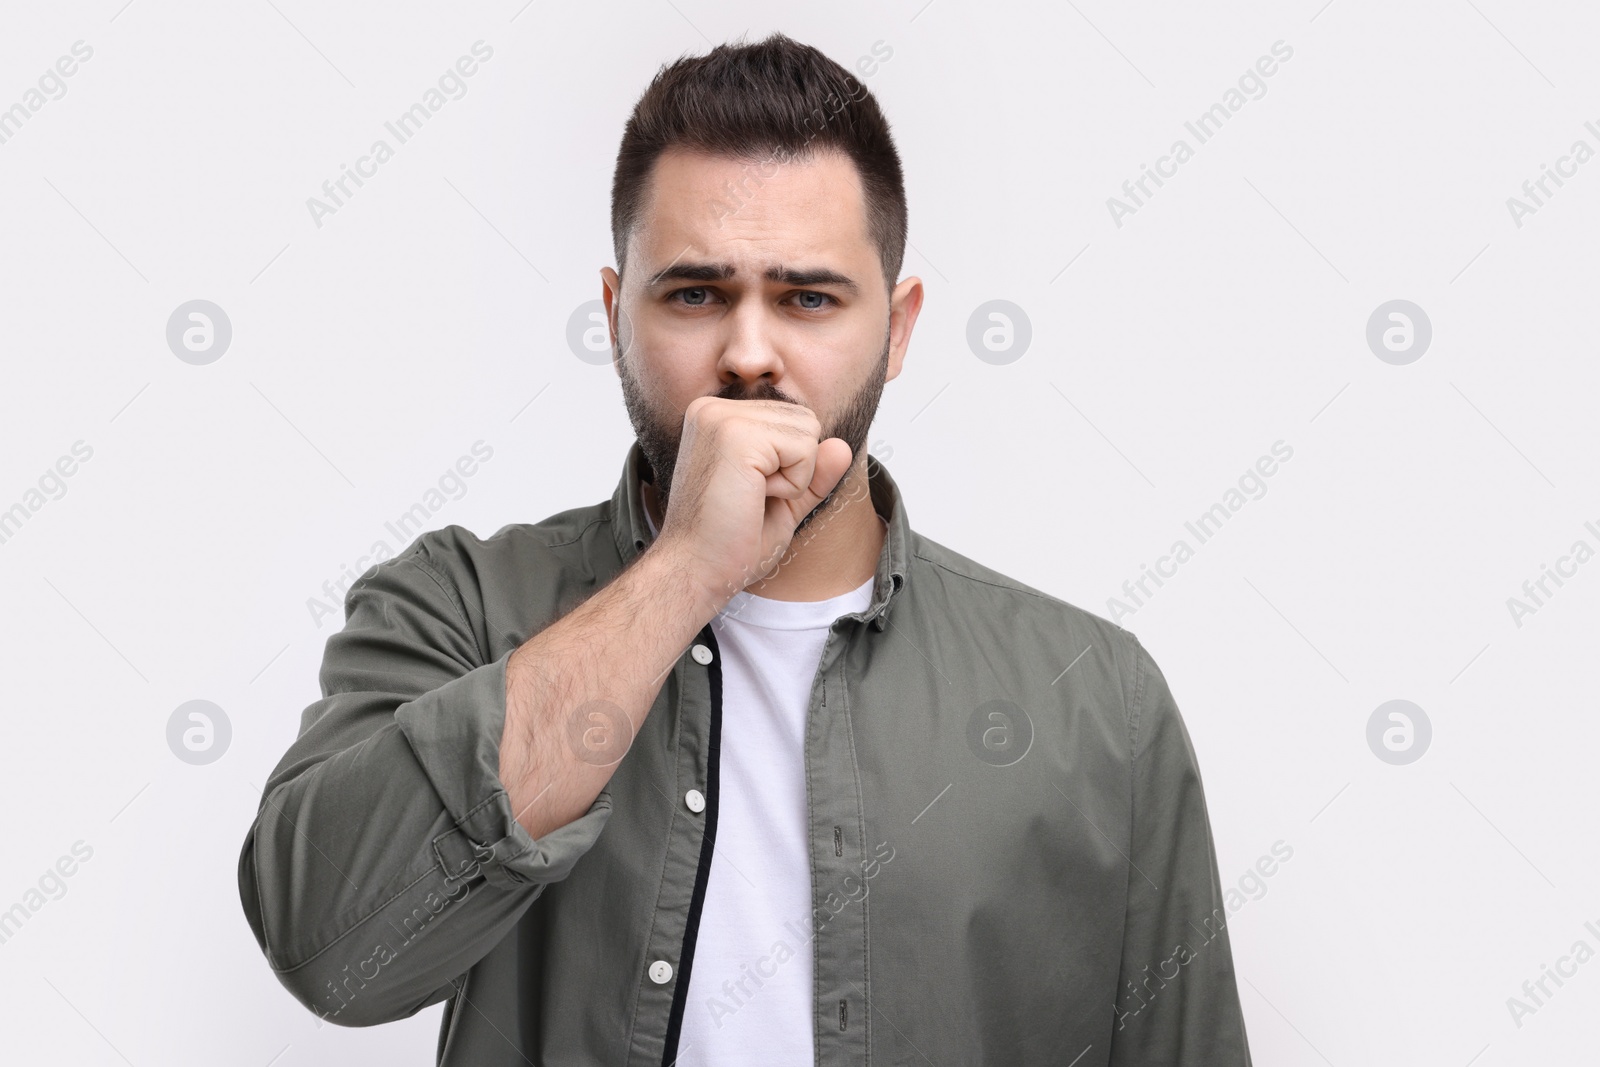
[645,262,860,295]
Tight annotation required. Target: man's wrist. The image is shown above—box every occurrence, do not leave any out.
[631,537,731,629]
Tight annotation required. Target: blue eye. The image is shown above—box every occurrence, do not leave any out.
[665,288,836,310]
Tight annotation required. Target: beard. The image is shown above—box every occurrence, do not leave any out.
[618,328,889,537]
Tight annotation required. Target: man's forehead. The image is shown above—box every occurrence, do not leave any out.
[629,145,873,277]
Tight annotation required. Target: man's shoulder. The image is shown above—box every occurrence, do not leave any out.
[908,529,1124,636]
[906,529,1156,745]
[907,528,1139,661]
[376,499,619,603]
[422,500,615,563]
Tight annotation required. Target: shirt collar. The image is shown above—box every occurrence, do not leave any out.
[609,438,910,631]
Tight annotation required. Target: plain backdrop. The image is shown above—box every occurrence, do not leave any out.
[2,1,1597,1063]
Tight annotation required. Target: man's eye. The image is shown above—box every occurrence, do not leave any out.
[670,287,712,306]
[666,288,835,310]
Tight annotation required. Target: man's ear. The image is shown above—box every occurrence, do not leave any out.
[600,266,623,378]
[886,275,925,384]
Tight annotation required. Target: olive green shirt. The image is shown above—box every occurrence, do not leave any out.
[238,441,1251,1065]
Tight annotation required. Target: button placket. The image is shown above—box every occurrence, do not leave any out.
[638,625,723,1066]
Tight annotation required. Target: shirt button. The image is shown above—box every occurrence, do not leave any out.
[685,789,705,813]
[690,643,713,665]
[649,960,673,984]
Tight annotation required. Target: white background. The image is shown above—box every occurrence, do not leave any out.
[2,0,1597,1063]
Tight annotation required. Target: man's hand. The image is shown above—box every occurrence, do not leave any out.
[653,395,853,602]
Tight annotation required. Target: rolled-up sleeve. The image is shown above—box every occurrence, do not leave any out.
[1106,635,1252,1065]
[236,539,612,1027]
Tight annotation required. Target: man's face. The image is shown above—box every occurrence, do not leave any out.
[601,145,922,533]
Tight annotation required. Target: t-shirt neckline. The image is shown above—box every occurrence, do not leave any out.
[719,573,877,631]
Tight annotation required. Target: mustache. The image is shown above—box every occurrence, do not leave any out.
[716,381,798,404]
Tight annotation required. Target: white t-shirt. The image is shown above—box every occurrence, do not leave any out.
[641,488,878,1065]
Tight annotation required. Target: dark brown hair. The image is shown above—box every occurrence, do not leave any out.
[610,32,907,291]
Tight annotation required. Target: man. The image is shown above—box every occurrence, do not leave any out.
[238,32,1252,1066]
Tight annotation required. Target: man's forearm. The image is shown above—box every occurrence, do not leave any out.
[499,541,724,841]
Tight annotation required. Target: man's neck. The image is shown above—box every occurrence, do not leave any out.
[644,461,885,603]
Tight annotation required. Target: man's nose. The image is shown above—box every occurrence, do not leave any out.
[715,299,785,382]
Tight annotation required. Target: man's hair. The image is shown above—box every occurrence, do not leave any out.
[610,32,907,292]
